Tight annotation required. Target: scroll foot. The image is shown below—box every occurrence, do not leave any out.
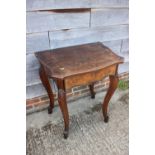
[48,106,53,114]
[104,115,109,123]
[63,130,69,139]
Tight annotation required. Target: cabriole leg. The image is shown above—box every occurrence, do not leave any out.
[39,66,54,114]
[102,75,118,122]
[57,80,69,139]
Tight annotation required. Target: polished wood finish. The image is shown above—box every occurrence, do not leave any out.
[39,65,54,114]
[35,42,124,139]
[64,64,116,89]
[56,79,69,139]
[35,42,123,79]
[102,74,119,123]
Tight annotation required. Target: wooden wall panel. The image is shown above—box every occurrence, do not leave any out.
[26,54,40,71]
[119,53,129,63]
[26,79,57,99]
[26,69,40,86]
[26,69,57,88]
[26,69,58,99]
[103,40,122,54]
[118,62,129,74]
[27,0,90,11]
[121,38,129,53]
[49,25,128,49]
[93,0,129,8]
[27,83,47,99]
[26,32,49,54]
[27,0,128,11]
[26,69,57,90]
[27,11,90,33]
[91,8,128,27]
[103,39,129,63]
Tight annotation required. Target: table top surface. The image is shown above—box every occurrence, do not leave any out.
[35,42,124,79]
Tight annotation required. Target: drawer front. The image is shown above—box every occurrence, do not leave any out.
[65,65,117,89]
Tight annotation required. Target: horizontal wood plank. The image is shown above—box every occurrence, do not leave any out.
[91,8,128,27]
[26,69,41,86]
[27,83,46,99]
[118,62,129,74]
[49,25,129,49]
[27,11,90,33]
[103,40,122,54]
[26,69,58,91]
[103,40,129,63]
[27,0,128,11]
[121,38,129,53]
[119,53,129,63]
[27,82,57,99]
[26,54,40,71]
[26,32,50,53]
[93,0,129,8]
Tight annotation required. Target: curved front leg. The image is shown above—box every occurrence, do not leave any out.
[102,75,118,122]
[57,80,69,139]
[39,65,54,114]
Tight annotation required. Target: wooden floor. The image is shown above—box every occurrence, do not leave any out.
[27,89,129,155]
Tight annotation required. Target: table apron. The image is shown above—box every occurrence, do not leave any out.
[64,64,117,90]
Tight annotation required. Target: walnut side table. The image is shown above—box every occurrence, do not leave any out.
[35,42,124,139]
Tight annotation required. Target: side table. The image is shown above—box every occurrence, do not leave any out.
[35,42,124,139]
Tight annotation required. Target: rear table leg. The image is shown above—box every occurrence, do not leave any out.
[89,83,96,99]
[39,66,54,114]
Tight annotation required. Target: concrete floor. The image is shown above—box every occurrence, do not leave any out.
[27,89,129,155]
